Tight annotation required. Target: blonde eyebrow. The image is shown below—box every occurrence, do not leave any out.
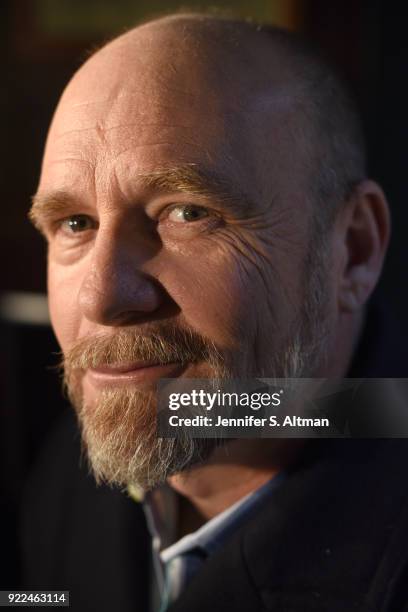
[134,165,253,212]
[29,164,254,233]
[29,190,83,234]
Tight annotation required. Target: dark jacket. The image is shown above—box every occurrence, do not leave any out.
[20,305,408,611]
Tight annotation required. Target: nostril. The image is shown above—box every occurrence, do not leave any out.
[78,265,167,326]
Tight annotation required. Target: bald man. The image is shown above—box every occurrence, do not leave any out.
[23,12,408,612]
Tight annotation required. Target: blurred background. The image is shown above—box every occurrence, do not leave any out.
[1,0,407,588]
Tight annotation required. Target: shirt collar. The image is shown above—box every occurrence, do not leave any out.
[136,473,286,565]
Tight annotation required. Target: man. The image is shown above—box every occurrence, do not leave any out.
[22,12,408,612]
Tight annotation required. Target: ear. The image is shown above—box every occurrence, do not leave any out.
[336,180,391,313]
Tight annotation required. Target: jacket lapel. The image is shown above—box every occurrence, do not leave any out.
[168,440,408,611]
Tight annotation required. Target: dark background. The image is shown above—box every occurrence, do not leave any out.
[1,0,407,588]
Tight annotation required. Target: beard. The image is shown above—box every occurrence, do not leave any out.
[62,237,331,492]
[63,324,231,491]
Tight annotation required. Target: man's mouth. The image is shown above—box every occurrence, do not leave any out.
[85,361,186,387]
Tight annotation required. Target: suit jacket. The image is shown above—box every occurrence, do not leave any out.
[20,304,408,611]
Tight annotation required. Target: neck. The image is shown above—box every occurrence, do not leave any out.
[168,438,305,522]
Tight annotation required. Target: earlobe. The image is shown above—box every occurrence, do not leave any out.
[339,284,362,313]
[338,180,391,314]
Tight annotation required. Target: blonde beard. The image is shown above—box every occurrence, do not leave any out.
[63,327,231,491]
[64,331,323,492]
[76,386,212,490]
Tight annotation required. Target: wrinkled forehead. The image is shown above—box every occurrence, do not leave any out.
[42,21,304,204]
[44,32,237,172]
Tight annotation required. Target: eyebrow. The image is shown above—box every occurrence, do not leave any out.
[29,164,255,233]
[29,190,81,233]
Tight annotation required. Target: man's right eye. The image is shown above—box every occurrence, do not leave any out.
[58,215,96,234]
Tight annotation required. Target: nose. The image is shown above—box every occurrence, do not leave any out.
[78,229,164,327]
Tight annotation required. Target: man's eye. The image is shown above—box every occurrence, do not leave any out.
[167,205,209,223]
[59,215,95,234]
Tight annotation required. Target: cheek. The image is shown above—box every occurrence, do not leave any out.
[47,261,82,351]
[161,242,269,351]
[159,223,308,369]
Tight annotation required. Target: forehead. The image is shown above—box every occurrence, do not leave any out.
[40,24,303,207]
[48,27,240,135]
[43,40,238,183]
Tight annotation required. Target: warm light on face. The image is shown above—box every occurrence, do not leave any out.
[36,24,333,489]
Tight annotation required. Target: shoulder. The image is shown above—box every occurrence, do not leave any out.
[242,440,408,611]
[20,410,150,612]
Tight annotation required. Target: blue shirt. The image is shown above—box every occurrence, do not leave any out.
[139,474,285,610]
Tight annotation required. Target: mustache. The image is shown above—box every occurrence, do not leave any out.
[62,323,224,372]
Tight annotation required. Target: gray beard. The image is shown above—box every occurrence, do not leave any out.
[63,238,331,491]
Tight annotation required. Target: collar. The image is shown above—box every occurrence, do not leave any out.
[138,473,285,566]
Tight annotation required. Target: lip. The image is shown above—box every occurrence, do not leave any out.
[85,361,186,388]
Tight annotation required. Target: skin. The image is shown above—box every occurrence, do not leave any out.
[31,16,390,522]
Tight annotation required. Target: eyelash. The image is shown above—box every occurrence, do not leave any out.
[159,203,217,224]
[58,215,97,234]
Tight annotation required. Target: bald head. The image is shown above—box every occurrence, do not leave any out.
[42,13,365,235]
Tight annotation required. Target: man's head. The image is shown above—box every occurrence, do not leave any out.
[30,13,390,490]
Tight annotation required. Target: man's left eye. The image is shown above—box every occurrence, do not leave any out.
[167,205,209,223]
